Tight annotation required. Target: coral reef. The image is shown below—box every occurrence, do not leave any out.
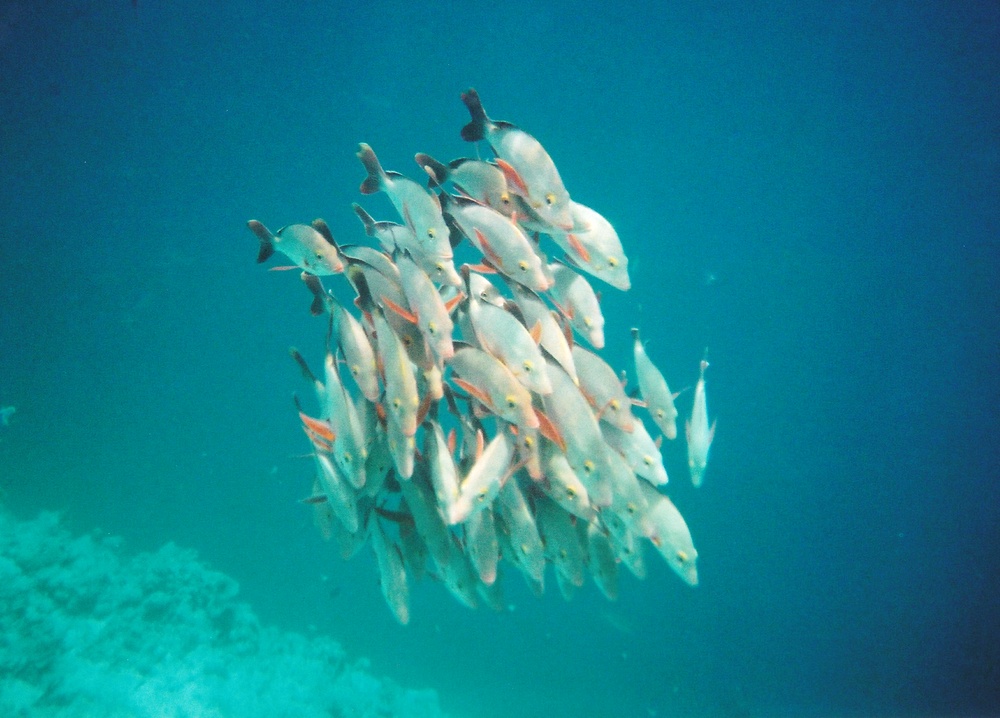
[0,507,448,718]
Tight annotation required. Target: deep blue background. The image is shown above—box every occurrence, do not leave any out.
[2,1,998,716]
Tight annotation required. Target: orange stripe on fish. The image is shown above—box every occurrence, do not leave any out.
[495,158,530,196]
[566,233,592,263]
[534,408,566,453]
[381,294,419,324]
[299,412,335,442]
[444,293,465,313]
[473,228,505,268]
[451,376,491,408]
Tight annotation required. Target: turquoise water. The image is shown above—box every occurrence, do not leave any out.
[1,1,998,716]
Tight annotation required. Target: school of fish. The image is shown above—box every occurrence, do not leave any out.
[248,89,716,624]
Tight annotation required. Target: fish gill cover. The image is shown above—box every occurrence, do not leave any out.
[249,88,716,624]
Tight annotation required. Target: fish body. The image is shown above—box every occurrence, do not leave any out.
[496,478,546,585]
[507,281,578,384]
[416,153,517,219]
[353,203,462,286]
[539,440,595,522]
[587,522,620,601]
[602,419,669,486]
[312,450,359,534]
[371,517,410,625]
[632,328,679,440]
[331,298,380,403]
[464,506,500,585]
[424,419,461,516]
[540,359,612,507]
[443,194,551,293]
[247,220,344,275]
[548,263,605,349]
[535,495,585,588]
[549,201,631,291]
[356,143,453,260]
[687,358,715,487]
[322,352,368,489]
[572,345,636,432]
[640,481,698,586]
[459,88,575,232]
[447,345,538,430]
[447,429,515,525]
[468,295,552,394]
[394,249,456,365]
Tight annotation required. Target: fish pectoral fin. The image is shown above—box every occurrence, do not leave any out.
[444,293,465,313]
[528,320,543,345]
[268,265,300,272]
[451,376,492,410]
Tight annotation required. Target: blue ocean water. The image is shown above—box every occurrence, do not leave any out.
[1,1,998,716]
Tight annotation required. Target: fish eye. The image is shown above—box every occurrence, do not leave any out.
[583,317,592,327]
[523,435,534,448]
[626,502,637,515]
[427,321,437,334]
[655,409,665,420]
[609,399,620,411]
[608,256,618,267]
[643,455,654,467]
[676,550,688,563]
[505,395,518,408]
[583,460,595,474]
[518,260,528,271]
[545,192,556,206]
[566,486,576,498]
[392,398,401,409]
[520,543,529,555]
[315,252,324,260]
[435,262,444,272]
[427,228,436,238]
[522,360,534,373]
[558,548,568,559]
[500,193,511,205]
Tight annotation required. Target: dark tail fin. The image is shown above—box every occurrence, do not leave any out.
[460,88,488,142]
[415,152,449,189]
[247,220,274,263]
[356,143,384,195]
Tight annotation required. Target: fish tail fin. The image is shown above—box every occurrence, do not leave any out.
[300,272,329,317]
[415,152,448,189]
[460,88,488,142]
[352,203,377,236]
[247,219,274,263]
[357,143,385,195]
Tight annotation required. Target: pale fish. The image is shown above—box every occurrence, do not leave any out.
[446,345,539,431]
[311,449,359,535]
[397,465,453,570]
[247,219,345,275]
[442,193,551,293]
[423,418,461,517]
[539,358,612,507]
[352,203,462,286]
[356,143,453,260]
[535,494,585,588]
[687,356,715,487]
[547,201,631,291]
[639,481,698,586]
[586,521,620,602]
[370,517,410,625]
[601,419,669,487]
[539,439,595,522]
[390,249,458,366]
[632,328,679,440]
[506,280,578,384]
[548,262,605,349]
[495,477,546,587]
[572,344,637,432]
[447,428,515,525]
[464,505,500,585]
[459,88,575,232]
[467,292,552,394]
[416,153,517,218]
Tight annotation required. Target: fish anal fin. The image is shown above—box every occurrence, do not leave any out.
[528,320,543,345]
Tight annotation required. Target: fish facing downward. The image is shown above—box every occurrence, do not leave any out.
[459,88,575,232]
[686,356,716,488]
[247,220,344,275]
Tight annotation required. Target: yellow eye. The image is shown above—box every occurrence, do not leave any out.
[518,260,529,271]
[427,321,437,334]
[566,486,576,498]
[626,502,637,515]
[676,550,688,563]
[505,395,518,408]
[583,460,595,474]
[583,316,592,327]
[609,399,620,411]
[522,360,534,373]
[427,228,436,238]
[545,192,556,206]
[608,256,618,267]
[500,193,511,205]
[435,262,444,272]
[643,455,654,467]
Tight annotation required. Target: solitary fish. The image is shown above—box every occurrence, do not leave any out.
[687,356,715,487]
[247,220,344,275]
[459,88,575,232]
